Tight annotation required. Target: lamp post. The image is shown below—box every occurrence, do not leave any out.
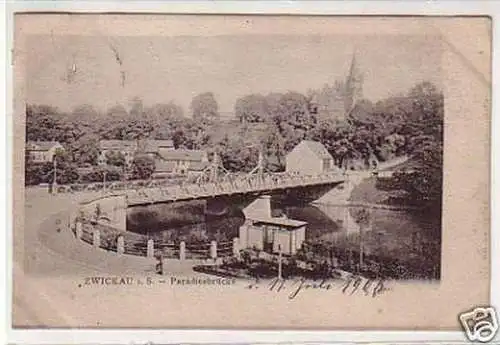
[52,156,58,195]
[278,244,283,280]
[103,171,108,193]
[358,207,371,273]
[122,165,128,189]
[359,219,364,273]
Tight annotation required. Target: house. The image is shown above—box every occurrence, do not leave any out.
[157,149,209,175]
[98,140,137,167]
[286,140,341,175]
[239,216,307,255]
[26,141,64,163]
[151,160,177,179]
[138,139,175,158]
[98,139,175,167]
[155,140,174,150]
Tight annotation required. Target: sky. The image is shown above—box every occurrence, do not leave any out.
[24,33,443,116]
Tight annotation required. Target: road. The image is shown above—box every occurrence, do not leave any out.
[12,188,205,327]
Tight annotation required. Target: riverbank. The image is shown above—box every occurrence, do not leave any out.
[348,177,422,210]
[308,175,441,281]
[312,201,421,212]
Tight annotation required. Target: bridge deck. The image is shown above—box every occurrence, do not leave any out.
[125,156,409,206]
[126,172,347,206]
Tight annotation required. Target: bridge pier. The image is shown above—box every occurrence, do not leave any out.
[117,235,125,255]
[312,174,365,206]
[75,221,83,239]
[210,241,217,260]
[179,241,186,260]
[93,230,101,248]
[242,195,272,219]
[147,239,155,258]
[233,237,240,258]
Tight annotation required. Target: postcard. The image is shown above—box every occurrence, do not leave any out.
[12,14,491,330]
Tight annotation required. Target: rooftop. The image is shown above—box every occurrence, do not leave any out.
[189,161,210,171]
[100,139,174,152]
[100,140,137,151]
[292,140,333,160]
[139,139,174,153]
[251,216,307,228]
[26,141,63,151]
[154,160,177,173]
[158,148,207,162]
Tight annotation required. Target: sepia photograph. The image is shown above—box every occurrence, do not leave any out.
[12,14,491,330]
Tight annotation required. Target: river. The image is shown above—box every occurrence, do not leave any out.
[127,200,441,280]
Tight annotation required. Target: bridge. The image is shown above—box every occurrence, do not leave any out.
[126,171,347,206]
[125,153,410,207]
[74,152,411,247]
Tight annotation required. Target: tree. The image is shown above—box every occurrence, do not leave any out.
[265,92,318,152]
[26,104,64,142]
[171,118,205,149]
[46,150,79,185]
[234,94,268,124]
[218,135,259,172]
[190,92,220,123]
[80,166,122,183]
[407,81,444,143]
[105,151,126,167]
[130,154,155,180]
[375,81,444,210]
[262,127,287,172]
[149,102,184,121]
[307,81,347,121]
[129,97,144,118]
[24,151,43,185]
[71,104,99,121]
[106,104,129,120]
[396,140,443,210]
[70,134,100,166]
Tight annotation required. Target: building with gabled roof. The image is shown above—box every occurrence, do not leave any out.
[26,141,64,163]
[98,140,137,167]
[98,139,175,167]
[99,140,137,151]
[286,140,341,175]
[158,149,208,162]
[138,139,174,154]
[157,148,209,175]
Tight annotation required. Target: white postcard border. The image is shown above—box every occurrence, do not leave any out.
[3,1,499,344]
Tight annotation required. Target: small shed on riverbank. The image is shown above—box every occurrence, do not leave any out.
[239,216,307,255]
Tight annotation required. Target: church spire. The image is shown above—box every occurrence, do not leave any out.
[344,50,363,117]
